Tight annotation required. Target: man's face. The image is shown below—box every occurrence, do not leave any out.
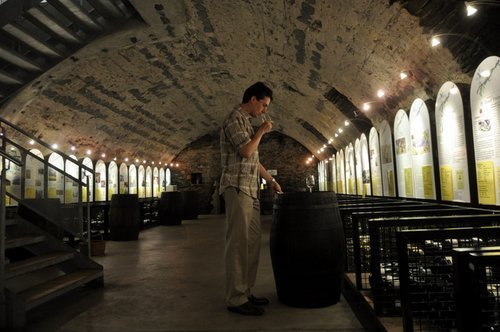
[249,96,271,118]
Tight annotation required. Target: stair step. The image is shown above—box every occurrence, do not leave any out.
[6,234,45,249]
[6,218,17,226]
[6,251,74,279]
[19,269,103,310]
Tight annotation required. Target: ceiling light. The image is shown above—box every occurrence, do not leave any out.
[335,133,338,138]
[29,140,35,145]
[125,158,129,162]
[344,120,350,126]
[431,36,441,47]
[71,146,76,151]
[52,143,58,149]
[400,72,408,80]
[86,150,92,155]
[101,153,106,158]
[363,103,371,111]
[480,69,491,77]
[465,2,478,16]
[338,128,343,133]
[377,89,385,98]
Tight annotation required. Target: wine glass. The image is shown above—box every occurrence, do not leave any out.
[261,113,272,123]
[305,175,315,192]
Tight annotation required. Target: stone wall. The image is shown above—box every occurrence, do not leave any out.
[171,130,316,214]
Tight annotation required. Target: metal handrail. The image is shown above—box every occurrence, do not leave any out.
[0,116,96,328]
[0,120,93,174]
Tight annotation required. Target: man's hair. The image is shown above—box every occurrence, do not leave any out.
[242,82,273,103]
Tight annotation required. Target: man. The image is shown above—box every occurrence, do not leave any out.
[220,81,282,316]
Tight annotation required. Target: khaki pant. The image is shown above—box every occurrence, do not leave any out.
[223,187,261,306]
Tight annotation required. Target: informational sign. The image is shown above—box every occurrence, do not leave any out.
[138,165,145,198]
[159,167,165,194]
[379,120,395,196]
[94,160,106,201]
[153,167,160,197]
[129,164,137,194]
[354,139,363,195]
[360,134,371,196]
[471,56,500,205]
[409,98,436,199]
[119,163,128,194]
[346,144,356,194]
[108,161,118,200]
[48,152,64,202]
[81,157,93,202]
[337,150,346,194]
[435,81,470,203]
[330,154,336,192]
[25,149,45,200]
[146,166,152,197]
[65,155,79,203]
[394,110,413,197]
[369,127,383,196]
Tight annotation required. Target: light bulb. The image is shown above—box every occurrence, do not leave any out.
[431,36,441,47]
[465,2,478,16]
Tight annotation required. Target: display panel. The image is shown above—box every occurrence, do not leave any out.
[369,127,383,196]
[108,161,118,200]
[435,81,471,203]
[360,133,371,196]
[409,98,436,199]
[25,149,45,200]
[394,109,413,197]
[94,160,106,201]
[379,120,396,196]
[48,152,64,202]
[471,56,500,205]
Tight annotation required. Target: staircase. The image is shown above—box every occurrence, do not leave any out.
[4,210,103,328]
[1,117,104,329]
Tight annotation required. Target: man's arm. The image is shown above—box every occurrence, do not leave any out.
[259,163,283,193]
[239,121,273,158]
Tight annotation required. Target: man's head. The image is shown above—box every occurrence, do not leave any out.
[241,82,273,118]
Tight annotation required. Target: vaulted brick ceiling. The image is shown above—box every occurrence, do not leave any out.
[0,0,498,163]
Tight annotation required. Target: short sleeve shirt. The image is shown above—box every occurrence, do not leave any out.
[219,106,260,199]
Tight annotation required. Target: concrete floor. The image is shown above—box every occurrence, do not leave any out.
[23,214,376,332]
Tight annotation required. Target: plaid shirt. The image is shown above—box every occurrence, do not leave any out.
[219,106,260,199]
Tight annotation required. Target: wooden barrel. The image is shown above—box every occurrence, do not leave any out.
[159,191,183,225]
[181,191,199,220]
[270,191,345,307]
[109,194,140,241]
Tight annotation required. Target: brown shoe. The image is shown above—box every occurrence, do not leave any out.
[227,302,264,316]
[248,295,270,305]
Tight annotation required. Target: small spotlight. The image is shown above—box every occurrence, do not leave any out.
[431,36,441,47]
[29,140,35,145]
[480,70,491,78]
[52,143,58,149]
[363,103,371,111]
[86,149,92,155]
[465,2,478,16]
[400,72,408,80]
[377,89,385,98]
